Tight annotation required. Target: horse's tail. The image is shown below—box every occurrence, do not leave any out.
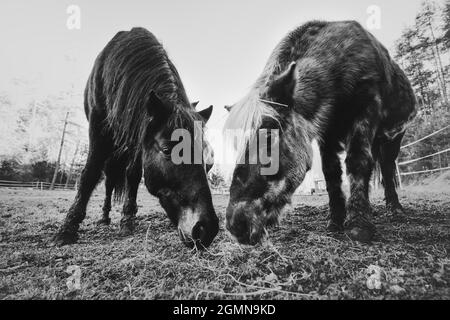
[372,142,399,189]
[393,166,399,188]
[113,169,127,202]
[372,143,383,188]
[104,157,127,202]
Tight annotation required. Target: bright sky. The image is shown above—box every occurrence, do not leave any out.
[0,0,432,182]
[0,0,427,123]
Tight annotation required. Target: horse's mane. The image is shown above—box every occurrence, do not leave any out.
[97,27,199,160]
[224,21,328,160]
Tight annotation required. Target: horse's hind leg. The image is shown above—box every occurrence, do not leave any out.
[378,133,405,215]
[54,115,111,245]
[98,156,127,225]
[97,158,115,226]
[344,98,379,242]
[119,158,142,236]
[320,141,346,232]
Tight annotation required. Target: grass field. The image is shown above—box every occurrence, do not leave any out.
[0,186,449,299]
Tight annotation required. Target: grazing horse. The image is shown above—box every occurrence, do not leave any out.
[55,27,219,248]
[224,20,416,244]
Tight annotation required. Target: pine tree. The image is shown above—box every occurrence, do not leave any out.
[415,0,448,104]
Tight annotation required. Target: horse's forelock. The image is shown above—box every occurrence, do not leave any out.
[164,104,210,137]
[223,30,297,163]
[224,91,280,162]
[163,106,209,155]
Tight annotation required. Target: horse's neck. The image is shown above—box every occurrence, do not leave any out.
[281,112,315,191]
[286,111,314,144]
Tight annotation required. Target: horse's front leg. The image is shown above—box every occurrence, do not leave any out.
[344,115,378,242]
[320,141,346,232]
[54,138,110,245]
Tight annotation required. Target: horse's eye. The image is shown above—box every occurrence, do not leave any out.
[161,146,171,156]
[159,143,172,157]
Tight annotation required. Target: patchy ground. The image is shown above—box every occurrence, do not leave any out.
[0,186,448,300]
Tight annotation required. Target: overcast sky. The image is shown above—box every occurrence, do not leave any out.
[1,0,429,125]
[0,0,436,181]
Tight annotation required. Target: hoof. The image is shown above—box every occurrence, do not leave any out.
[345,226,374,242]
[344,216,376,242]
[266,215,280,228]
[119,221,135,237]
[54,230,78,246]
[96,217,111,226]
[326,221,343,232]
[387,204,404,216]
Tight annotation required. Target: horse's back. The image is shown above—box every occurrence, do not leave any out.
[83,26,188,159]
[378,60,417,140]
[305,21,393,89]
[84,27,164,118]
[287,20,415,136]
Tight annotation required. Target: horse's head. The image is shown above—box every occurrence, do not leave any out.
[225,62,312,245]
[142,91,218,248]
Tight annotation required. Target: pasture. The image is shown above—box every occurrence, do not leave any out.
[0,187,448,300]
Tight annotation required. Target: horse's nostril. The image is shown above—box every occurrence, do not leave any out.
[190,219,218,249]
[232,214,249,238]
[192,221,207,242]
[249,230,261,245]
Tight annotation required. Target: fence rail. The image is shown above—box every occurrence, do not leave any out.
[398,147,450,166]
[0,179,326,196]
[0,180,76,190]
[400,124,450,149]
[398,124,450,179]
[399,166,450,176]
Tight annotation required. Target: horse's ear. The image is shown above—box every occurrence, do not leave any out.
[266,61,297,104]
[191,101,199,108]
[198,105,213,122]
[146,91,172,121]
[224,105,233,112]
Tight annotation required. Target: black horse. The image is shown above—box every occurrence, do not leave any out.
[224,20,417,244]
[55,27,219,248]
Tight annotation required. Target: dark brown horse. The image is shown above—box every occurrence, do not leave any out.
[224,20,417,244]
[55,27,219,248]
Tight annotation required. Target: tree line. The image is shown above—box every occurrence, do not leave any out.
[395,0,450,180]
[1,0,449,186]
[0,87,88,184]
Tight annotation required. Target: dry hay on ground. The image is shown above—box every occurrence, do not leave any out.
[0,188,448,299]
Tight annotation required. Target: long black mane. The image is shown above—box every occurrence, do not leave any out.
[56,27,219,248]
[224,20,402,158]
[87,27,199,160]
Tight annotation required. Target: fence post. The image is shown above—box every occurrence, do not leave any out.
[50,112,69,190]
[40,182,43,191]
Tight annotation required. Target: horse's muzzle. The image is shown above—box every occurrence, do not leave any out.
[177,208,219,249]
[225,201,264,245]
